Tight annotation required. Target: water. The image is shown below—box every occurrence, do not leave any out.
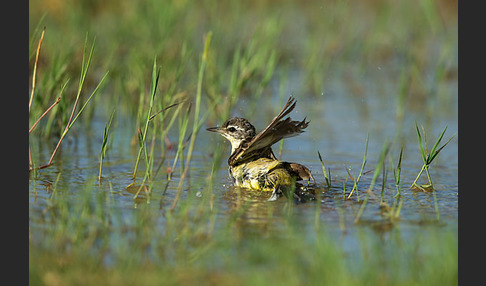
[29,64,457,272]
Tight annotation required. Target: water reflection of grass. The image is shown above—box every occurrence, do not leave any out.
[29,0,457,285]
[30,175,457,285]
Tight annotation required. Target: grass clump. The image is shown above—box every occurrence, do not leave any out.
[29,33,109,171]
[132,57,160,181]
[411,122,455,191]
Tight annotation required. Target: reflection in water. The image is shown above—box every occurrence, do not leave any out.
[221,186,287,239]
[125,183,150,204]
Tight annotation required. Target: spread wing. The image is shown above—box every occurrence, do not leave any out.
[229,97,309,166]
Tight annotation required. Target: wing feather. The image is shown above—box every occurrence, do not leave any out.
[229,97,309,166]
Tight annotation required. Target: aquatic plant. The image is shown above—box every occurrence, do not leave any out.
[317,150,332,189]
[354,140,390,223]
[132,57,160,181]
[411,123,455,191]
[29,33,108,171]
[347,134,369,200]
[98,109,116,181]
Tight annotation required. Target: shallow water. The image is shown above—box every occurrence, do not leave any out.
[29,64,458,263]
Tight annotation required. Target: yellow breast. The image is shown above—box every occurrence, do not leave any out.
[230,158,295,192]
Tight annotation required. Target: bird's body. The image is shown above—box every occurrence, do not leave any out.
[231,158,294,192]
[207,97,314,201]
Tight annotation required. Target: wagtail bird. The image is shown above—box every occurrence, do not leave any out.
[207,97,314,201]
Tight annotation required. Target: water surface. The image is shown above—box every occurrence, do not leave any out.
[29,64,458,260]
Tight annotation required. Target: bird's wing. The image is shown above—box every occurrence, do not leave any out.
[229,97,309,166]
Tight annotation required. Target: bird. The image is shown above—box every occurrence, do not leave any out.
[206,97,315,201]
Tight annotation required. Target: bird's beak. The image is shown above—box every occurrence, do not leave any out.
[206,126,222,133]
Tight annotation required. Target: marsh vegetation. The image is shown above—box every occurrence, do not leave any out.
[29,0,457,285]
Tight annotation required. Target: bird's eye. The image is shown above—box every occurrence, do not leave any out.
[228,127,236,132]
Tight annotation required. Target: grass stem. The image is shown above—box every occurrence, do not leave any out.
[347,134,369,199]
[171,31,212,211]
[98,109,116,181]
[411,122,455,190]
[354,140,390,223]
[32,36,108,171]
[317,151,332,189]
[29,27,45,113]
[132,57,160,181]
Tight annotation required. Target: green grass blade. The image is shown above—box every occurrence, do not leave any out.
[67,71,109,131]
[393,146,404,196]
[317,151,331,189]
[429,130,455,163]
[367,140,390,193]
[149,102,181,121]
[347,133,369,199]
[171,31,212,211]
[132,57,160,180]
[415,121,427,163]
[427,126,447,163]
[355,139,390,223]
[39,37,108,170]
[99,109,116,181]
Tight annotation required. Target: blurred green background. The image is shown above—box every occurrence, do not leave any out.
[29,0,457,118]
